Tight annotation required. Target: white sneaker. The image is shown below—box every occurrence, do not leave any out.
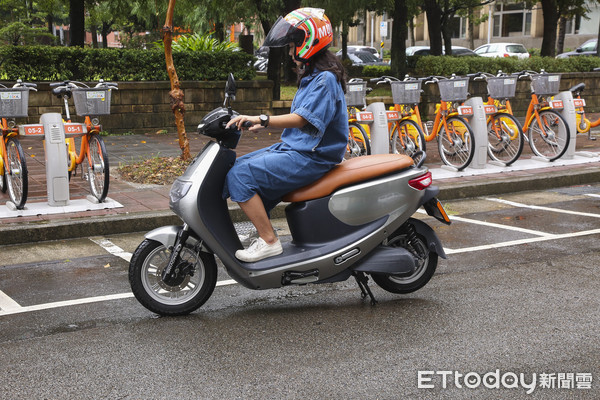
[235,237,283,262]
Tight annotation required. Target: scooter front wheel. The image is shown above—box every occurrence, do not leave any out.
[129,239,217,316]
[371,230,438,294]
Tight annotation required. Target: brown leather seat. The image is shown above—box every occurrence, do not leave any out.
[282,154,414,203]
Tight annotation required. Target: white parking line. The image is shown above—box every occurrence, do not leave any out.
[449,215,553,237]
[585,194,600,198]
[0,290,22,312]
[485,197,600,218]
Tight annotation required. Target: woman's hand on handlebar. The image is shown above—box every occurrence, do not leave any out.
[226,115,261,131]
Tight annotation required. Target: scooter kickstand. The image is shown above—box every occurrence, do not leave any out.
[352,272,378,306]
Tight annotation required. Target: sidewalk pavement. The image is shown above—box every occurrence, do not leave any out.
[1,127,600,246]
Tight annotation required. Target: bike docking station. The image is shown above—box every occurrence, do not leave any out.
[0,112,122,218]
[451,96,488,171]
[365,101,396,154]
[551,90,599,159]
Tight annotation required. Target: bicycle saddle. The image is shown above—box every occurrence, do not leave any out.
[52,86,72,98]
[282,154,414,203]
[569,83,585,94]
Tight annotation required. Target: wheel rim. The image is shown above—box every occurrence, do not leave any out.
[6,139,27,208]
[345,125,368,159]
[385,234,429,285]
[88,135,109,201]
[487,115,522,164]
[140,245,206,306]
[528,111,568,160]
[438,118,473,169]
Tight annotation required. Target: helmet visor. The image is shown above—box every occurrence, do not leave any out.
[263,16,305,48]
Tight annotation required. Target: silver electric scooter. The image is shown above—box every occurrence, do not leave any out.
[129,74,451,316]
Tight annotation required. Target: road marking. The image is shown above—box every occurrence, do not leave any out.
[89,237,132,262]
[446,227,600,254]
[585,194,600,198]
[449,215,553,237]
[0,293,134,316]
[484,197,600,218]
[0,290,22,312]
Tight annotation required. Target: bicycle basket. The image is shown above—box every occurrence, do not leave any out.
[437,78,469,102]
[391,80,422,105]
[486,76,517,99]
[531,74,561,96]
[345,81,367,107]
[0,87,29,118]
[72,88,112,116]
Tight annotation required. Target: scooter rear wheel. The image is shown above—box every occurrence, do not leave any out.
[371,230,438,294]
[129,239,217,316]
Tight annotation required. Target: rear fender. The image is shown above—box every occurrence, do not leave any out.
[409,218,447,259]
[145,225,209,252]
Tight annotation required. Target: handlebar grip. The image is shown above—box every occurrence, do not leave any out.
[49,81,68,88]
[242,121,253,128]
[369,77,382,83]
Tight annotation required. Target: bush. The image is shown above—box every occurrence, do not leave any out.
[412,55,600,77]
[0,45,255,81]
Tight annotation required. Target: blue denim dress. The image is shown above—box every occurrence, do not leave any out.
[224,69,348,213]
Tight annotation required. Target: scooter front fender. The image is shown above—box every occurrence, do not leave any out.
[144,225,209,252]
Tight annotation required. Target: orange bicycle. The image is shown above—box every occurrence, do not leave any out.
[568,82,597,140]
[469,71,524,166]
[0,80,37,209]
[514,70,571,161]
[422,75,476,170]
[50,80,118,202]
[369,75,426,158]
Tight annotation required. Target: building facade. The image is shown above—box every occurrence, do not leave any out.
[347,1,600,52]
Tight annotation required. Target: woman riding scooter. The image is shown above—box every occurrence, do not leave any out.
[225,7,349,262]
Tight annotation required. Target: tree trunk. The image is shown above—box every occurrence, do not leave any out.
[468,8,475,50]
[163,0,191,161]
[423,0,443,55]
[540,0,558,57]
[556,16,567,55]
[102,22,110,48]
[91,25,98,48]
[69,0,85,47]
[391,0,408,78]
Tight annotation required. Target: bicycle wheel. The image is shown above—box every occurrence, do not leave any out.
[528,109,570,161]
[5,137,28,209]
[437,116,475,171]
[345,122,371,159]
[87,133,110,202]
[390,119,426,157]
[0,148,6,193]
[487,113,524,166]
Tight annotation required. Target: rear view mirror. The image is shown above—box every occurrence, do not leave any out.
[225,73,236,100]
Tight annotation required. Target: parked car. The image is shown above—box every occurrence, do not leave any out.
[474,42,530,59]
[556,39,598,58]
[405,46,478,57]
[340,50,389,66]
[336,45,382,61]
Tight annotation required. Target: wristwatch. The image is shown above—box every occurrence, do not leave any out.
[259,114,270,127]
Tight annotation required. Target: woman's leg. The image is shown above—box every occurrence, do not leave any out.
[238,194,277,244]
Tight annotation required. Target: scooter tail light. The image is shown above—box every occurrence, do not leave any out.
[408,171,432,190]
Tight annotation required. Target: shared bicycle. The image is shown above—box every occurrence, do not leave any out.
[422,75,476,171]
[469,71,524,166]
[514,70,570,161]
[50,79,118,202]
[369,75,426,159]
[0,80,37,209]
[568,82,597,140]
[345,78,372,159]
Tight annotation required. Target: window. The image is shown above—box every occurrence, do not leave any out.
[492,2,531,37]
[449,16,467,39]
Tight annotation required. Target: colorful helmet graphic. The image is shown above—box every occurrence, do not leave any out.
[263,7,333,63]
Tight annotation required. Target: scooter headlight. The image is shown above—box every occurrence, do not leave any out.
[170,179,192,204]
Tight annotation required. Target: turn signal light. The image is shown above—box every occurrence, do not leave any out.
[408,171,432,190]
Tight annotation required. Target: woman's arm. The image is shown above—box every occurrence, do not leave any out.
[226,113,307,131]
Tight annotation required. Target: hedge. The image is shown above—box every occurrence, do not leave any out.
[0,45,256,81]
[350,55,600,79]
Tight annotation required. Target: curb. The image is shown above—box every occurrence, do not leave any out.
[2,165,599,246]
